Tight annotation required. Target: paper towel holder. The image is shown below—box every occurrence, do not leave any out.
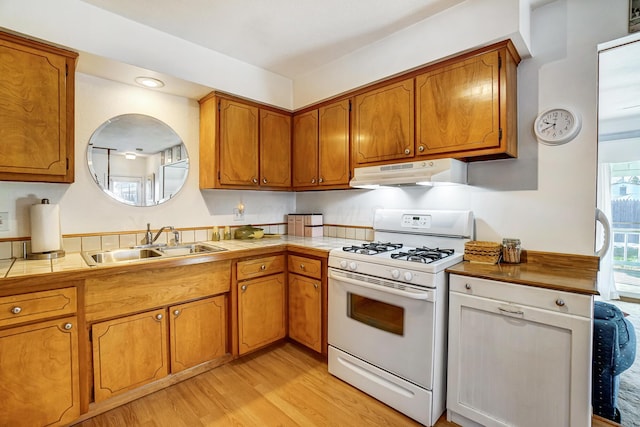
[27,199,65,260]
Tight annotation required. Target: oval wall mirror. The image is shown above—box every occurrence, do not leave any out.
[87,114,189,206]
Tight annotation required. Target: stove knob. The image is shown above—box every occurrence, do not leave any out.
[340,260,348,269]
[391,269,400,279]
[349,262,357,271]
[403,271,413,282]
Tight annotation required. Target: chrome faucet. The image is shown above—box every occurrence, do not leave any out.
[145,223,180,246]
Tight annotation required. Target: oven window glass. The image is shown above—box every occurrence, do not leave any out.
[348,293,404,335]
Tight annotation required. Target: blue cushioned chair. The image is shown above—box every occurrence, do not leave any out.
[592,301,636,423]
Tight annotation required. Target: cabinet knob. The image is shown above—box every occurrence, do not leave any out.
[10,306,22,315]
[64,323,73,330]
[318,177,324,183]
[155,313,163,321]
[465,283,471,290]
[262,178,268,184]
[418,145,425,152]
[313,283,319,289]
[260,264,266,270]
[252,178,258,184]
[300,263,305,270]
[173,309,181,317]
[311,178,316,184]
[555,299,565,307]
[404,148,411,155]
[241,285,247,292]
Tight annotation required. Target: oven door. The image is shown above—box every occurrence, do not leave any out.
[328,267,436,389]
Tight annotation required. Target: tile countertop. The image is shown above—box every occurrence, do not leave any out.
[0,235,367,280]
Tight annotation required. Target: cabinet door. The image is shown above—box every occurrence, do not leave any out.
[219,98,259,186]
[288,273,322,352]
[169,295,227,373]
[292,110,319,188]
[0,317,79,427]
[416,50,501,157]
[319,99,350,186]
[92,309,169,402]
[0,33,76,183]
[352,78,414,166]
[448,291,591,427]
[260,109,291,187]
[237,273,286,355]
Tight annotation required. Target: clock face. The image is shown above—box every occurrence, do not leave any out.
[534,108,581,144]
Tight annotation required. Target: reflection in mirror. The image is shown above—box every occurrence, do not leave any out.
[87,114,189,206]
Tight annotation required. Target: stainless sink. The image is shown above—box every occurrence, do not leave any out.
[82,242,226,266]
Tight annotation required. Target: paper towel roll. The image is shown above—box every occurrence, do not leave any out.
[30,200,62,253]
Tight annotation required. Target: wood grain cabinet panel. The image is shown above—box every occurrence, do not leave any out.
[236,254,285,281]
[288,273,322,353]
[169,295,227,373]
[237,273,286,355]
[352,78,414,166]
[0,31,77,183]
[260,109,291,187]
[416,42,519,160]
[288,254,321,279]
[218,98,260,186]
[92,309,169,402]
[0,287,76,328]
[292,110,319,187]
[0,316,80,427]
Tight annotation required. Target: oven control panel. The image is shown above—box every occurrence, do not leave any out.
[401,214,432,229]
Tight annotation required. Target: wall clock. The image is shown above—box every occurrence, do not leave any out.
[533,107,582,145]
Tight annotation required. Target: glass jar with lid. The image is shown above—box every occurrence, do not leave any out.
[502,238,521,263]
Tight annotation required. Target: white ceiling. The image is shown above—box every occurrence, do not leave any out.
[79,0,464,79]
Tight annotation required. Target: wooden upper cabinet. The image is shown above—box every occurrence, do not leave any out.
[318,99,350,187]
[352,78,414,167]
[199,93,292,190]
[416,41,519,160]
[292,110,319,187]
[260,109,291,187]
[218,98,259,186]
[0,31,77,183]
[292,99,350,190]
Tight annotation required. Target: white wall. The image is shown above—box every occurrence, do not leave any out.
[0,0,633,256]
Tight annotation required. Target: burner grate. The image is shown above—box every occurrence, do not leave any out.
[342,242,403,255]
[390,247,454,263]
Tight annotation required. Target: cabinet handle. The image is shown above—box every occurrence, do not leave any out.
[252,178,258,184]
[173,309,181,317]
[498,307,524,316]
[262,178,268,184]
[155,313,163,321]
[404,148,411,155]
[555,299,565,307]
[318,177,323,183]
[311,178,316,184]
[10,306,22,315]
[64,323,73,330]
[464,283,471,290]
[260,264,266,270]
[241,285,247,292]
[418,145,425,152]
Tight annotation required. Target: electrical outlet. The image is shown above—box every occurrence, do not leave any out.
[233,208,244,221]
[0,212,8,232]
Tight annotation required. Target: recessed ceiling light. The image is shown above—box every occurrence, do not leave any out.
[125,153,137,160]
[135,76,165,89]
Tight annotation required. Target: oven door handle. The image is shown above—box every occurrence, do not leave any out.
[329,271,435,301]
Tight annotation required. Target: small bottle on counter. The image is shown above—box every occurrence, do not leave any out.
[224,226,231,240]
[212,226,220,241]
[502,238,521,263]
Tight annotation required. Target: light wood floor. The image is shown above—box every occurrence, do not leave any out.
[74,341,454,427]
[73,341,613,427]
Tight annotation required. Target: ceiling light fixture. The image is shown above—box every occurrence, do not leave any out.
[125,153,137,160]
[135,76,165,89]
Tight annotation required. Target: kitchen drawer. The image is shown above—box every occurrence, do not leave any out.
[449,274,592,318]
[0,287,77,328]
[288,254,322,279]
[237,255,285,281]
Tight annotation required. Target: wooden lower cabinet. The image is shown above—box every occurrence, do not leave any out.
[288,273,322,352]
[170,295,227,373]
[0,316,80,427]
[237,273,286,355]
[92,309,169,402]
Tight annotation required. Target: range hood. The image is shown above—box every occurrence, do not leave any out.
[349,159,467,189]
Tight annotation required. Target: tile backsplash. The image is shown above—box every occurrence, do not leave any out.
[0,223,373,259]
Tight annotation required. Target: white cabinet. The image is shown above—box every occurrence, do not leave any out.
[447,274,593,427]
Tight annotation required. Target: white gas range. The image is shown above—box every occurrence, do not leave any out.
[327,209,474,426]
